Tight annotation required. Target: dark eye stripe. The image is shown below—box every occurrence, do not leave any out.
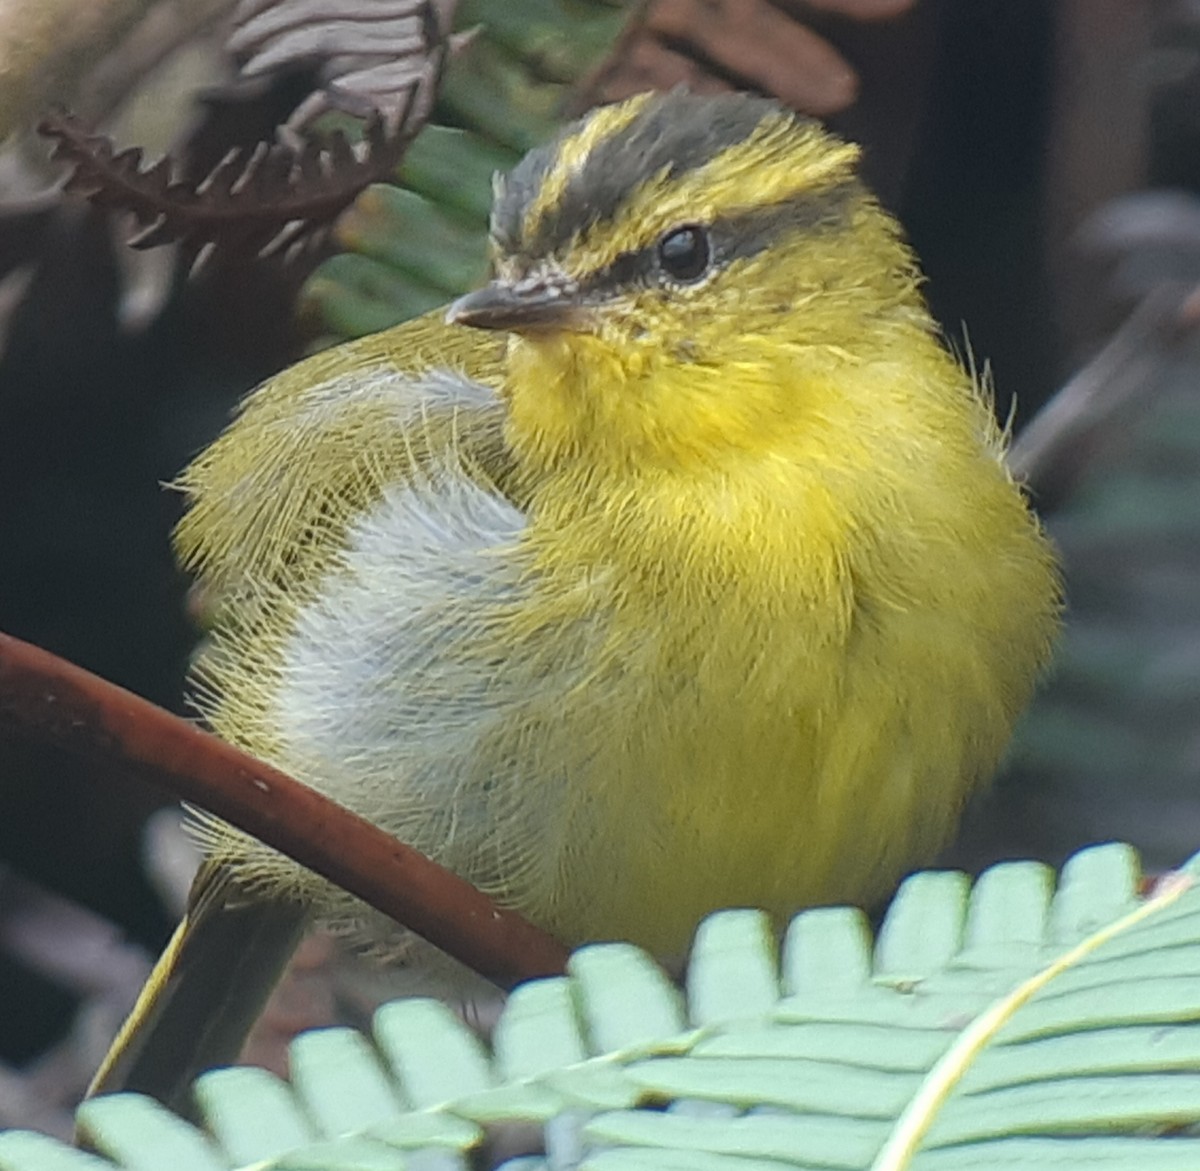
[578,180,860,297]
[716,179,859,263]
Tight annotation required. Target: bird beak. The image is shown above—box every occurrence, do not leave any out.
[446,275,584,333]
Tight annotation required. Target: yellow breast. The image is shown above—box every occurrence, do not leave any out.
[493,335,1057,953]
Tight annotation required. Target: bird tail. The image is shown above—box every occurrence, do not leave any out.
[88,865,307,1116]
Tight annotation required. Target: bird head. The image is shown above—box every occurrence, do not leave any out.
[447,90,930,476]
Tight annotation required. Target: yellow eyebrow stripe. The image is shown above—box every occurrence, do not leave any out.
[577,118,861,271]
[520,93,654,245]
[676,121,860,221]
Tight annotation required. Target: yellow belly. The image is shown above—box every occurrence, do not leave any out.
[509,454,1057,954]
[528,591,1021,954]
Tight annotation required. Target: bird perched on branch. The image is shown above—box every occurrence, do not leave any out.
[93,89,1059,1107]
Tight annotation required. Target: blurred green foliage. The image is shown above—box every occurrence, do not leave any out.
[302,1,631,341]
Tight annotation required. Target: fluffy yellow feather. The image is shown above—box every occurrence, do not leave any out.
[95,90,1059,1103]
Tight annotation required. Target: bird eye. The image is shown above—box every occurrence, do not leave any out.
[657,225,711,283]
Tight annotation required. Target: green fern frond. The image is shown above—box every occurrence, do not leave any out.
[5,844,1200,1170]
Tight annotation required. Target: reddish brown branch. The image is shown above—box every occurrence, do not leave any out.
[0,631,569,988]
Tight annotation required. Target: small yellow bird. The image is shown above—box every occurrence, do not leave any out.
[94,90,1059,1105]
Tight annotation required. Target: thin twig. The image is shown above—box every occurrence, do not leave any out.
[1010,285,1200,503]
[0,632,569,989]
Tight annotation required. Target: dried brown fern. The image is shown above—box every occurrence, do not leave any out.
[42,109,422,262]
[229,0,467,130]
[578,0,916,117]
[37,0,454,264]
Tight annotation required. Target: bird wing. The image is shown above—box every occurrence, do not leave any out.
[175,312,512,601]
[176,314,597,922]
